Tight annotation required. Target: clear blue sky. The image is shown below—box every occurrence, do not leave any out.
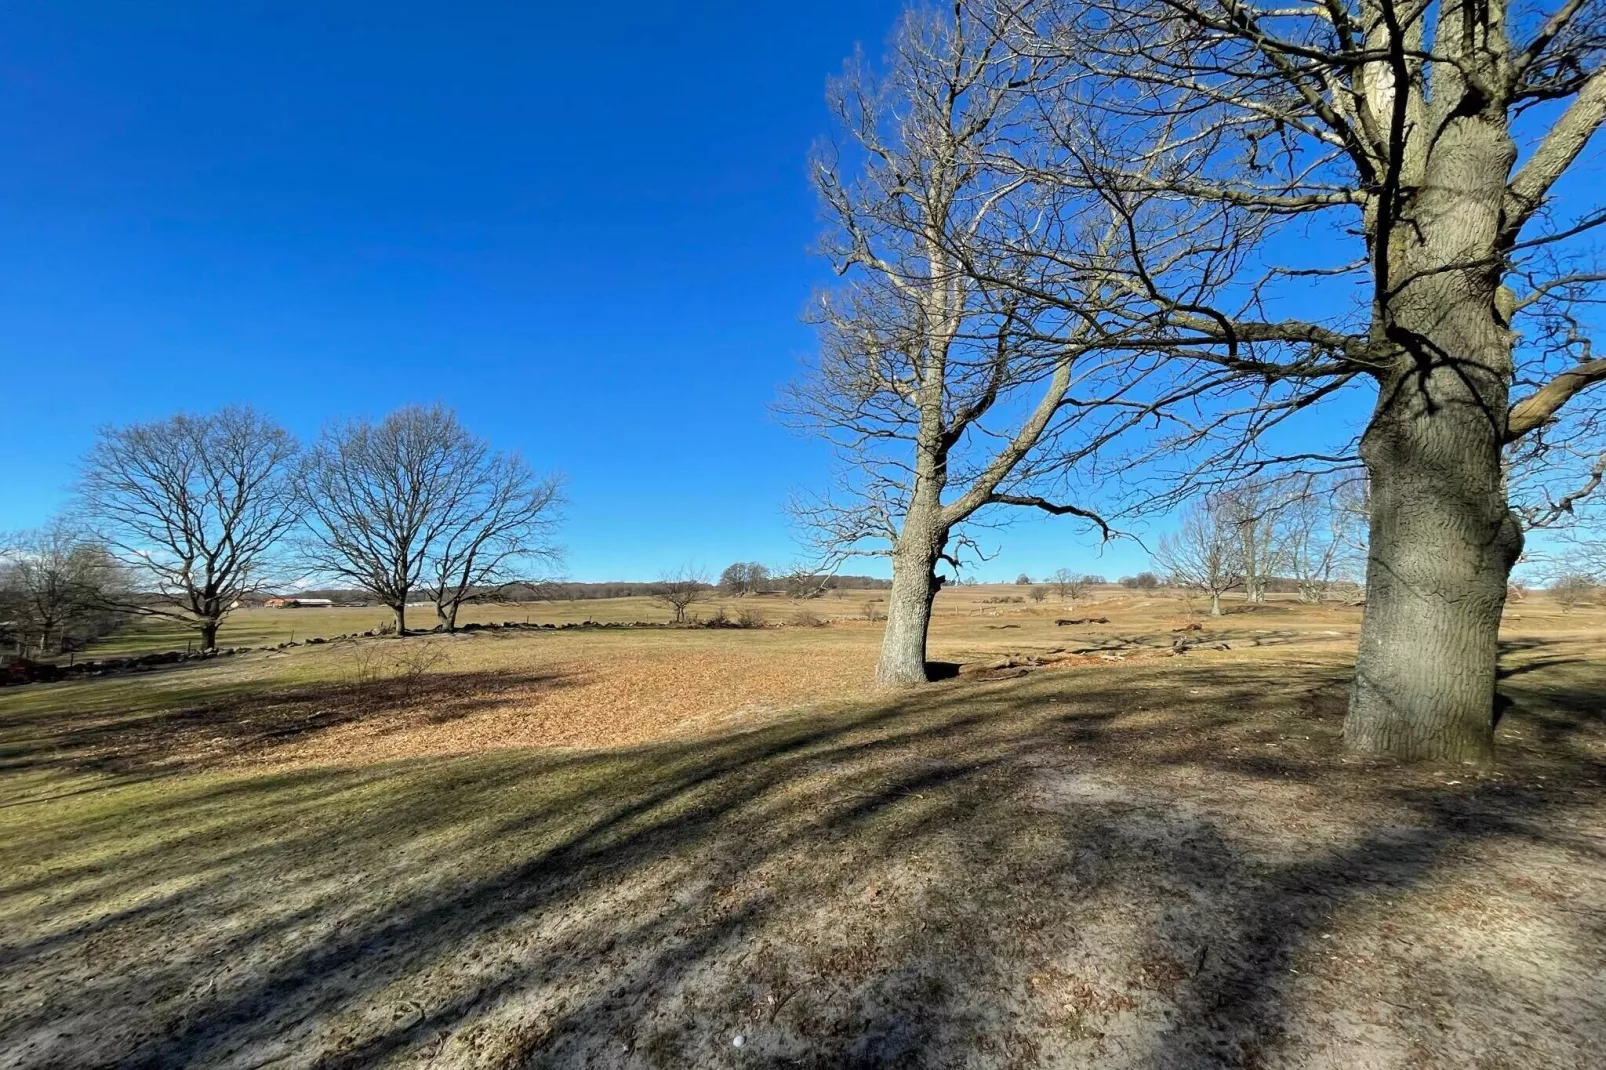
[0,1,1353,583]
[0,0,1169,581]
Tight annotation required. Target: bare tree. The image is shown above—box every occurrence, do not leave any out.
[1153,499,1244,616]
[1216,481,1292,605]
[652,566,711,623]
[777,565,830,600]
[718,563,746,596]
[1528,499,1606,585]
[965,0,1606,761]
[785,4,1126,687]
[1570,533,1606,583]
[297,405,495,637]
[78,407,298,650]
[718,562,770,597]
[1282,474,1368,603]
[1120,571,1161,591]
[0,520,126,656]
[423,456,563,631]
[1549,572,1597,611]
[1050,567,1088,604]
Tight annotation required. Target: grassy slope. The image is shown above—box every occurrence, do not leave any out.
[1,622,1603,1068]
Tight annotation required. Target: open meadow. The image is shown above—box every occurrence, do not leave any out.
[2,587,1603,1068]
[76,583,1120,656]
[5,0,1605,1065]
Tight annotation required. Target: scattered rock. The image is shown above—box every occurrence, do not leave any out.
[1,658,64,685]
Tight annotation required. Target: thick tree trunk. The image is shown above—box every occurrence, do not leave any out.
[394,603,407,638]
[1345,376,1522,763]
[199,620,219,651]
[876,536,944,687]
[1209,592,1222,616]
[1344,108,1522,764]
[1243,537,1263,604]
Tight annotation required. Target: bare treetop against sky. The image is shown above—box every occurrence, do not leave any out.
[0,2,1597,579]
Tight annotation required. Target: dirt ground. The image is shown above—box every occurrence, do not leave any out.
[1,592,1602,1068]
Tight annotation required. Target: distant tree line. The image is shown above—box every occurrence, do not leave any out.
[492,571,893,605]
[5,404,564,651]
[718,564,894,597]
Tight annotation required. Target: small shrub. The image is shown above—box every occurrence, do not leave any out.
[391,640,448,698]
[345,639,449,707]
[790,608,825,627]
[735,607,764,629]
[347,646,387,689]
[1029,586,1048,603]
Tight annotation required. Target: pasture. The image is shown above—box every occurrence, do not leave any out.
[78,582,1124,656]
[2,588,1603,1068]
[79,590,888,656]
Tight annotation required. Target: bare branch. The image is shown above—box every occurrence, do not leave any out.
[1507,358,1606,441]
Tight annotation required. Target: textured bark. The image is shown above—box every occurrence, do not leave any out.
[1241,520,1267,604]
[1347,385,1522,763]
[876,530,944,687]
[393,603,407,638]
[1209,592,1222,617]
[199,621,219,652]
[1344,104,1524,763]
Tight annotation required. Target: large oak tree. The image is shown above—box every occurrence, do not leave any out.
[978,0,1606,761]
[78,407,299,651]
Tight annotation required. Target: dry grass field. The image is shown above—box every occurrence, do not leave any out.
[75,584,1108,657]
[1,586,1602,1068]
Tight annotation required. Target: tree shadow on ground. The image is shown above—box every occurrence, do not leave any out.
[0,668,579,777]
[1,641,1602,1069]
